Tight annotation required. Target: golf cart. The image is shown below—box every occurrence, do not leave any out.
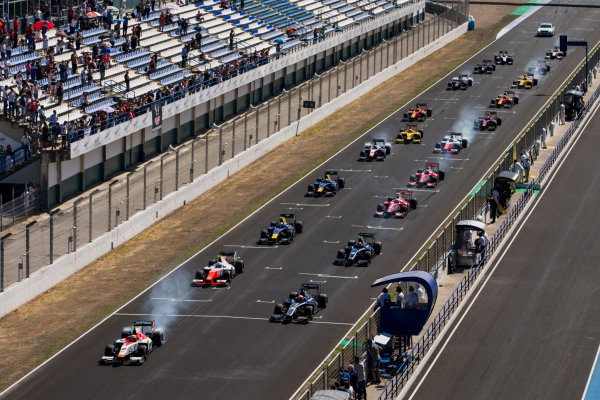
[450,220,486,270]
[495,170,518,206]
[564,90,584,121]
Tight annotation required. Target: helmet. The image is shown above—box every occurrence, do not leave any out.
[297,295,304,302]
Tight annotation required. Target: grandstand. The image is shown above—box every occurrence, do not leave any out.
[0,0,424,208]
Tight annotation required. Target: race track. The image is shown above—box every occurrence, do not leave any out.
[407,75,600,400]
[3,2,600,399]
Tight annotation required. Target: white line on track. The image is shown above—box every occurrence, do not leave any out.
[298,273,358,279]
[339,169,372,172]
[280,202,330,207]
[286,207,304,210]
[115,312,352,326]
[374,175,388,178]
[309,280,327,284]
[323,240,340,244]
[151,298,213,302]
[425,157,470,161]
[265,266,283,270]
[351,224,403,231]
[256,300,275,304]
[325,215,342,219]
[394,188,440,193]
[223,245,279,249]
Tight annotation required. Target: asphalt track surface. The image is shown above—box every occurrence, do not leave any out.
[408,79,600,400]
[4,3,600,400]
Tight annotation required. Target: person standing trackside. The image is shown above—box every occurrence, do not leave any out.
[488,190,497,223]
[396,286,405,308]
[560,103,566,125]
[374,288,391,310]
[366,339,382,384]
[353,356,367,400]
[523,156,531,183]
[541,127,547,149]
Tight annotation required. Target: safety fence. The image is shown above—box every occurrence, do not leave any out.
[293,29,600,400]
[0,1,468,294]
[0,190,40,231]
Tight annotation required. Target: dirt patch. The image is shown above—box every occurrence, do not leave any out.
[0,3,516,392]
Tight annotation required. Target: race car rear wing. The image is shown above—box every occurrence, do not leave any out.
[133,320,154,326]
[218,251,236,257]
[406,123,418,127]
[280,213,296,220]
[358,232,375,239]
[302,283,321,290]
[324,170,339,176]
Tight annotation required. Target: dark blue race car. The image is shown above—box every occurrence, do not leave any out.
[305,170,345,197]
[258,213,303,245]
[334,232,382,266]
[269,283,328,324]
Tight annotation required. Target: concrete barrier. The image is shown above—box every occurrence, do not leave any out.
[0,22,468,318]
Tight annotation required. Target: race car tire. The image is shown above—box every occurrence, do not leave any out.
[104,344,115,357]
[260,230,269,239]
[289,291,298,300]
[317,294,328,309]
[376,204,385,212]
[336,249,346,259]
[419,130,424,138]
[409,175,417,183]
[295,221,303,234]
[427,109,432,117]
[304,305,314,318]
[497,117,502,126]
[385,145,391,155]
[409,199,418,210]
[222,270,232,282]
[492,65,496,70]
[194,270,203,279]
[347,240,356,246]
[373,242,382,255]
[274,303,284,314]
[462,139,469,149]
[438,171,445,180]
[468,80,473,86]
[153,330,164,347]
[547,65,551,72]
[121,327,132,339]
[363,251,372,261]
[338,178,345,189]
[533,79,538,85]
[137,344,148,357]
[234,260,244,274]
[359,151,366,159]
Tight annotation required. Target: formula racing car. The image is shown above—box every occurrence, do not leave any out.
[408,162,445,188]
[433,132,469,154]
[100,320,164,365]
[474,111,502,131]
[359,138,392,161]
[494,50,513,65]
[546,47,564,60]
[334,232,382,266]
[258,214,303,245]
[397,123,423,144]
[511,73,538,89]
[490,90,519,108]
[528,60,551,75]
[447,74,474,90]
[269,283,328,324]
[402,103,432,122]
[306,170,345,197]
[192,251,245,287]
[374,191,417,218]
[473,60,495,74]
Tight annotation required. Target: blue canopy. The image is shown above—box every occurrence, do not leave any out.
[371,271,438,336]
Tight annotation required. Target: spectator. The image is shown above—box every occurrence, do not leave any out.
[123,14,129,36]
[396,286,405,308]
[342,380,355,400]
[348,364,358,395]
[491,187,500,222]
[512,159,524,182]
[229,29,234,50]
[416,284,426,304]
[56,81,64,105]
[374,287,391,310]
[125,71,130,92]
[523,156,531,183]
[352,356,366,400]
[366,339,381,384]
[541,127,547,149]
[405,286,419,309]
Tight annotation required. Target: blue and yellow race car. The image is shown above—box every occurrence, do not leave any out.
[258,214,303,245]
[306,170,345,197]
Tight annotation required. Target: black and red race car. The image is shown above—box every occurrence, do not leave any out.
[528,59,551,75]
[402,103,432,122]
[473,59,495,74]
[408,162,445,188]
[447,74,474,90]
[490,90,519,108]
[433,132,469,154]
[374,190,418,218]
[474,111,502,131]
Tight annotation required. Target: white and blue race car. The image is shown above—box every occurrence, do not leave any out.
[334,232,382,266]
[269,283,328,324]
